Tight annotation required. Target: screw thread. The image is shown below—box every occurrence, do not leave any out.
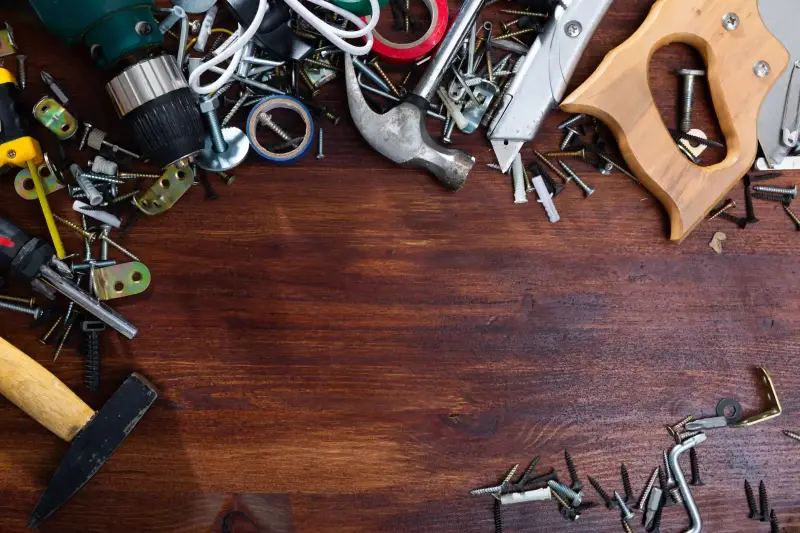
[745,480,758,519]
[621,519,633,533]
[482,77,513,127]
[588,476,613,508]
[0,294,34,307]
[550,489,571,510]
[40,315,64,345]
[0,300,37,317]
[543,149,586,159]
[560,129,578,151]
[770,509,779,533]
[636,467,660,511]
[558,160,595,196]
[650,500,664,531]
[752,191,791,203]
[669,486,683,505]
[783,429,800,442]
[53,317,75,362]
[681,75,695,133]
[204,109,228,153]
[468,484,502,496]
[708,200,737,221]
[663,451,674,486]
[499,9,549,17]
[16,55,26,89]
[259,113,293,142]
[689,447,703,485]
[370,60,401,98]
[621,463,633,502]
[672,415,695,431]
[534,151,570,183]
[110,190,141,205]
[516,456,540,488]
[501,464,519,488]
[81,171,125,185]
[614,491,634,520]
[54,215,95,241]
[496,27,538,40]
[304,58,342,72]
[101,235,140,262]
[678,430,701,442]
[493,498,502,533]
[558,113,587,130]
[222,89,253,128]
[718,211,748,228]
[317,128,325,158]
[759,480,769,522]
[753,185,797,197]
[442,114,454,144]
[658,466,668,492]
[549,480,581,506]
[119,172,161,179]
[564,450,580,488]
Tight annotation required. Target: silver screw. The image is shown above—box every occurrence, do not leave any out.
[614,491,634,521]
[565,21,582,38]
[316,128,325,159]
[753,184,798,199]
[557,113,587,130]
[0,300,43,320]
[441,114,455,145]
[558,160,595,197]
[548,480,583,507]
[15,54,26,89]
[222,88,254,127]
[635,467,660,512]
[663,450,675,487]
[669,486,684,505]
[754,61,771,78]
[560,126,581,150]
[79,122,93,151]
[676,69,706,133]
[100,225,111,261]
[202,102,228,154]
[258,113,293,143]
[722,12,740,30]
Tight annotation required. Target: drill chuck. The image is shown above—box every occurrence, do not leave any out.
[106,55,205,167]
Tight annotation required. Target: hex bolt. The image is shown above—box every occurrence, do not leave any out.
[0,300,43,320]
[0,294,36,307]
[40,314,64,345]
[548,480,582,507]
[368,57,401,98]
[759,480,769,522]
[202,99,229,153]
[316,127,325,159]
[635,467,660,512]
[16,54,26,89]
[564,449,583,491]
[614,491,634,521]
[753,184,798,199]
[676,69,706,133]
[558,160,595,197]
[745,480,758,519]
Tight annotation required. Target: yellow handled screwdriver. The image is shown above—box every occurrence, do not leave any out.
[0,67,65,258]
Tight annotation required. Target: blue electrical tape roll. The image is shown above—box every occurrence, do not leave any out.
[246,96,314,163]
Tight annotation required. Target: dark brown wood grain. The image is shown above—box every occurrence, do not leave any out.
[1,1,799,532]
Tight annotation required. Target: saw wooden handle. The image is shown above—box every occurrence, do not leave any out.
[562,0,789,241]
[0,337,94,442]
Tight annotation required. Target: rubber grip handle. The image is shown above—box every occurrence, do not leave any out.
[0,217,31,274]
[0,74,29,145]
[0,336,95,442]
[561,0,789,241]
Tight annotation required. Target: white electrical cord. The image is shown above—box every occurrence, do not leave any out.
[188,0,380,96]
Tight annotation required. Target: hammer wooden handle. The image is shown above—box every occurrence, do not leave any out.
[562,0,788,241]
[0,337,94,442]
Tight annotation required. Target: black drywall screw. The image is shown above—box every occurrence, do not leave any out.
[564,449,583,490]
[752,191,791,204]
[743,175,759,223]
[515,456,540,489]
[621,463,633,502]
[493,498,502,533]
[745,480,758,520]
[196,167,219,201]
[658,465,668,492]
[689,448,704,486]
[759,480,769,522]
[588,476,614,509]
[749,172,781,183]
[770,509,779,533]
[718,211,748,228]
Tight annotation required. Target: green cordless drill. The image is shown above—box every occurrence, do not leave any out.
[28,0,205,168]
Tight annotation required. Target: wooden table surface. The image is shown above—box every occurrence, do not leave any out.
[1,1,799,532]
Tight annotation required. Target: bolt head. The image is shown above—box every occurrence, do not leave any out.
[565,21,582,38]
[199,97,220,113]
[754,61,771,78]
[316,154,326,160]
[722,12,740,30]
[676,69,706,77]
[32,308,44,321]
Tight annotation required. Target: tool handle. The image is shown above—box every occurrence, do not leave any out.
[0,70,28,146]
[561,0,788,241]
[0,337,95,442]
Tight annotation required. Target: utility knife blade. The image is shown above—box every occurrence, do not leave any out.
[757,0,800,167]
[488,0,614,172]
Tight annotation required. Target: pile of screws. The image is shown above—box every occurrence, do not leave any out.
[708,173,800,231]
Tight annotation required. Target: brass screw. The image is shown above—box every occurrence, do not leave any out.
[0,294,36,307]
[401,70,413,88]
[543,149,586,160]
[109,190,141,204]
[369,58,402,98]
[534,151,571,183]
[53,318,75,362]
[499,9,548,16]
[495,27,538,40]
[708,199,737,221]
[303,58,343,72]
[219,172,236,185]
[53,214,96,241]
[501,18,522,32]
[118,172,160,179]
[40,315,63,345]
[783,203,800,231]
[299,68,319,95]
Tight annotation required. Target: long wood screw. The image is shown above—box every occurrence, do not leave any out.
[368,58,401,98]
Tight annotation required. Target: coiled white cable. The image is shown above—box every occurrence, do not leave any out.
[188,0,380,96]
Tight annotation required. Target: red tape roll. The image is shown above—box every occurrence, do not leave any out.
[362,0,449,64]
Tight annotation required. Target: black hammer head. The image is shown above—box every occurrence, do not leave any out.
[28,373,158,530]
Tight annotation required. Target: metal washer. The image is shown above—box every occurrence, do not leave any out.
[716,398,743,424]
[196,127,250,172]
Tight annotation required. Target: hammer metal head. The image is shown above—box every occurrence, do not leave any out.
[28,373,158,530]
[344,55,475,191]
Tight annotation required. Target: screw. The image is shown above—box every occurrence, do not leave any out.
[770,509,779,533]
[689,447,704,486]
[109,190,141,205]
[100,233,140,262]
[668,486,684,505]
[368,58,401,98]
[495,27,538,40]
[15,54,26,89]
[493,499,502,533]
[53,315,76,362]
[543,148,586,160]
[759,480,769,522]
[596,153,641,185]
[0,300,44,320]
[40,314,64,345]
[304,58,343,72]
[558,161,595,196]
[548,480,582,507]
[501,17,523,32]
[534,151,571,183]
[514,456,540,488]
[219,172,236,185]
[557,114,587,130]
[81,320,104,392]
[118,172,161,179]
[79,122,94,151]
[501,464,519,492]
[222,88,254,127]
[662,451,675,487]
[620,464,633,503]
[316,128,325,159]
[551,490,579,521]
[560,126,581,150]
[718,211,748,228]
[614,491,634,521]
[783,429,800,442]
[753,184,798,199]
[745,480,758,519]
[564,449,583,491]
[676,69,706,133]
[0,294,35,307]
[441,114,455,145]
[671,415,695,432]
[499,9,548,16]
[751,191,791,204]
[258,113,294,144]
[635,467,660,512]
[743,175,759,224]
[588,476,614,509]
[621,519,633,533]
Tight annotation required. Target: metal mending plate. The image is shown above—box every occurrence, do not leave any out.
[134,165,194,215]
[32,96,78,140]
[14,164,64,200]
[93,262,151,301]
